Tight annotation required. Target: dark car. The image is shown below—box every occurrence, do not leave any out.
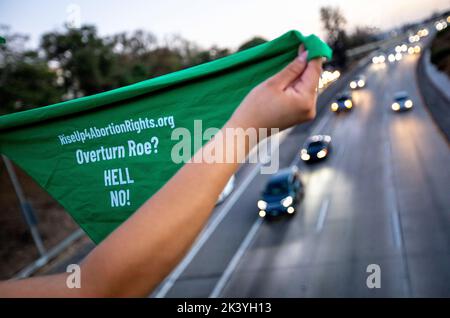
[349,75,366,90]
[257,167,304,218]
[300,135,332,163]
[331,91,353,113]
[391,91,413,112]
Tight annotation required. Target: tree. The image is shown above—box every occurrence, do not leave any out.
[0,25,62,114]
[320,6,348,68]
[110,31,184,85]
[320,6,347,46]
[238,37,267,52]
[40,25,118,98]
[346,26,379,49]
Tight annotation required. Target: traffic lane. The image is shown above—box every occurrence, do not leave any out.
[300,52,414,283]
[385,53,450,256]
[164,114,330,297]
[384,53,450,296]
[346,50,450,297]
[373,35,450,296]
[220,56,413,297]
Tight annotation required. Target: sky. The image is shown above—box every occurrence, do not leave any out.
[0,0,449,50]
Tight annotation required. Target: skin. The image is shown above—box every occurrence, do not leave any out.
[0,46,322,297]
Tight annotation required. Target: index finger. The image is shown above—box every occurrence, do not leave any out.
[294,57,323,93]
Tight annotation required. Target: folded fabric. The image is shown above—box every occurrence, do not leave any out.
[0,30,332,243]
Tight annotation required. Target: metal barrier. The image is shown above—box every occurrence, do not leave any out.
[2,155,85,279]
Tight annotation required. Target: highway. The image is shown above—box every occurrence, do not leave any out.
[154,34,450,297]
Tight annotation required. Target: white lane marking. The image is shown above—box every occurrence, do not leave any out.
[209,218,263,298]
[382,90,403,250]
[383,140,402,249]
[155,130,291,298]
[315,198,330,233]
[312,113,332,136]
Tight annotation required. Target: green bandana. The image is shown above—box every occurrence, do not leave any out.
[0,30,331,243]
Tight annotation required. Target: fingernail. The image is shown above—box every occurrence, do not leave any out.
[298,50,308,62]
[299,44,305,54]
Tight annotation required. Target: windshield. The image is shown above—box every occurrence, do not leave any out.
[337,95,350,102]
[264,180,289,196]
[395,96,407,102]
[307,141,325,152]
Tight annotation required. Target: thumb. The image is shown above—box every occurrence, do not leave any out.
[267,50,308,89]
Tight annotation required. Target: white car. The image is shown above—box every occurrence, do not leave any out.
[217,175,236,204]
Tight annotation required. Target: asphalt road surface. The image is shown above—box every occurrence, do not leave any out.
[154,35,450,298]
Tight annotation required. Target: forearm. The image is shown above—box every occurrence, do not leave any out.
[0,274,76,297]
[79,116,258,297]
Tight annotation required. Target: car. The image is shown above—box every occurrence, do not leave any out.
[257,167,304,218]
[391,91,413,112]
[388,51,403,63]
[407,45,421,55]
[349,75,366,89]
[372,53,386,64]
[300,135,332,163]
[216,175,235,204]
[330,91,353,113]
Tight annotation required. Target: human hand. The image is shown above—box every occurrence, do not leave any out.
[229,45,323,133]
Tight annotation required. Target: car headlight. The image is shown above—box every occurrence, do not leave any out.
[358,80,365,87]
[257,200,267,210]
[414,46,421,53]
[392,102,400,111]
[287,207,295,214]
[317,149,327,159]
[350,81,357,89]
[405,100,413,108]
[344,100,352,108]
[372,57,378,64]
[281,196,293,208]
[259,210,266,218]
[331,102,338,111]
[301,151,310,161]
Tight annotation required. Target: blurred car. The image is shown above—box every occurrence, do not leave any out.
[391,91,413,112]
[388,51,402,63]
[372,53,386,64]
[331,91,353,113]
[257,167,304,218]
[300,135,332,163]
[395,44,408,53]
[349,75,366,89]
[407,45,421,55]
[216,175,235,204]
